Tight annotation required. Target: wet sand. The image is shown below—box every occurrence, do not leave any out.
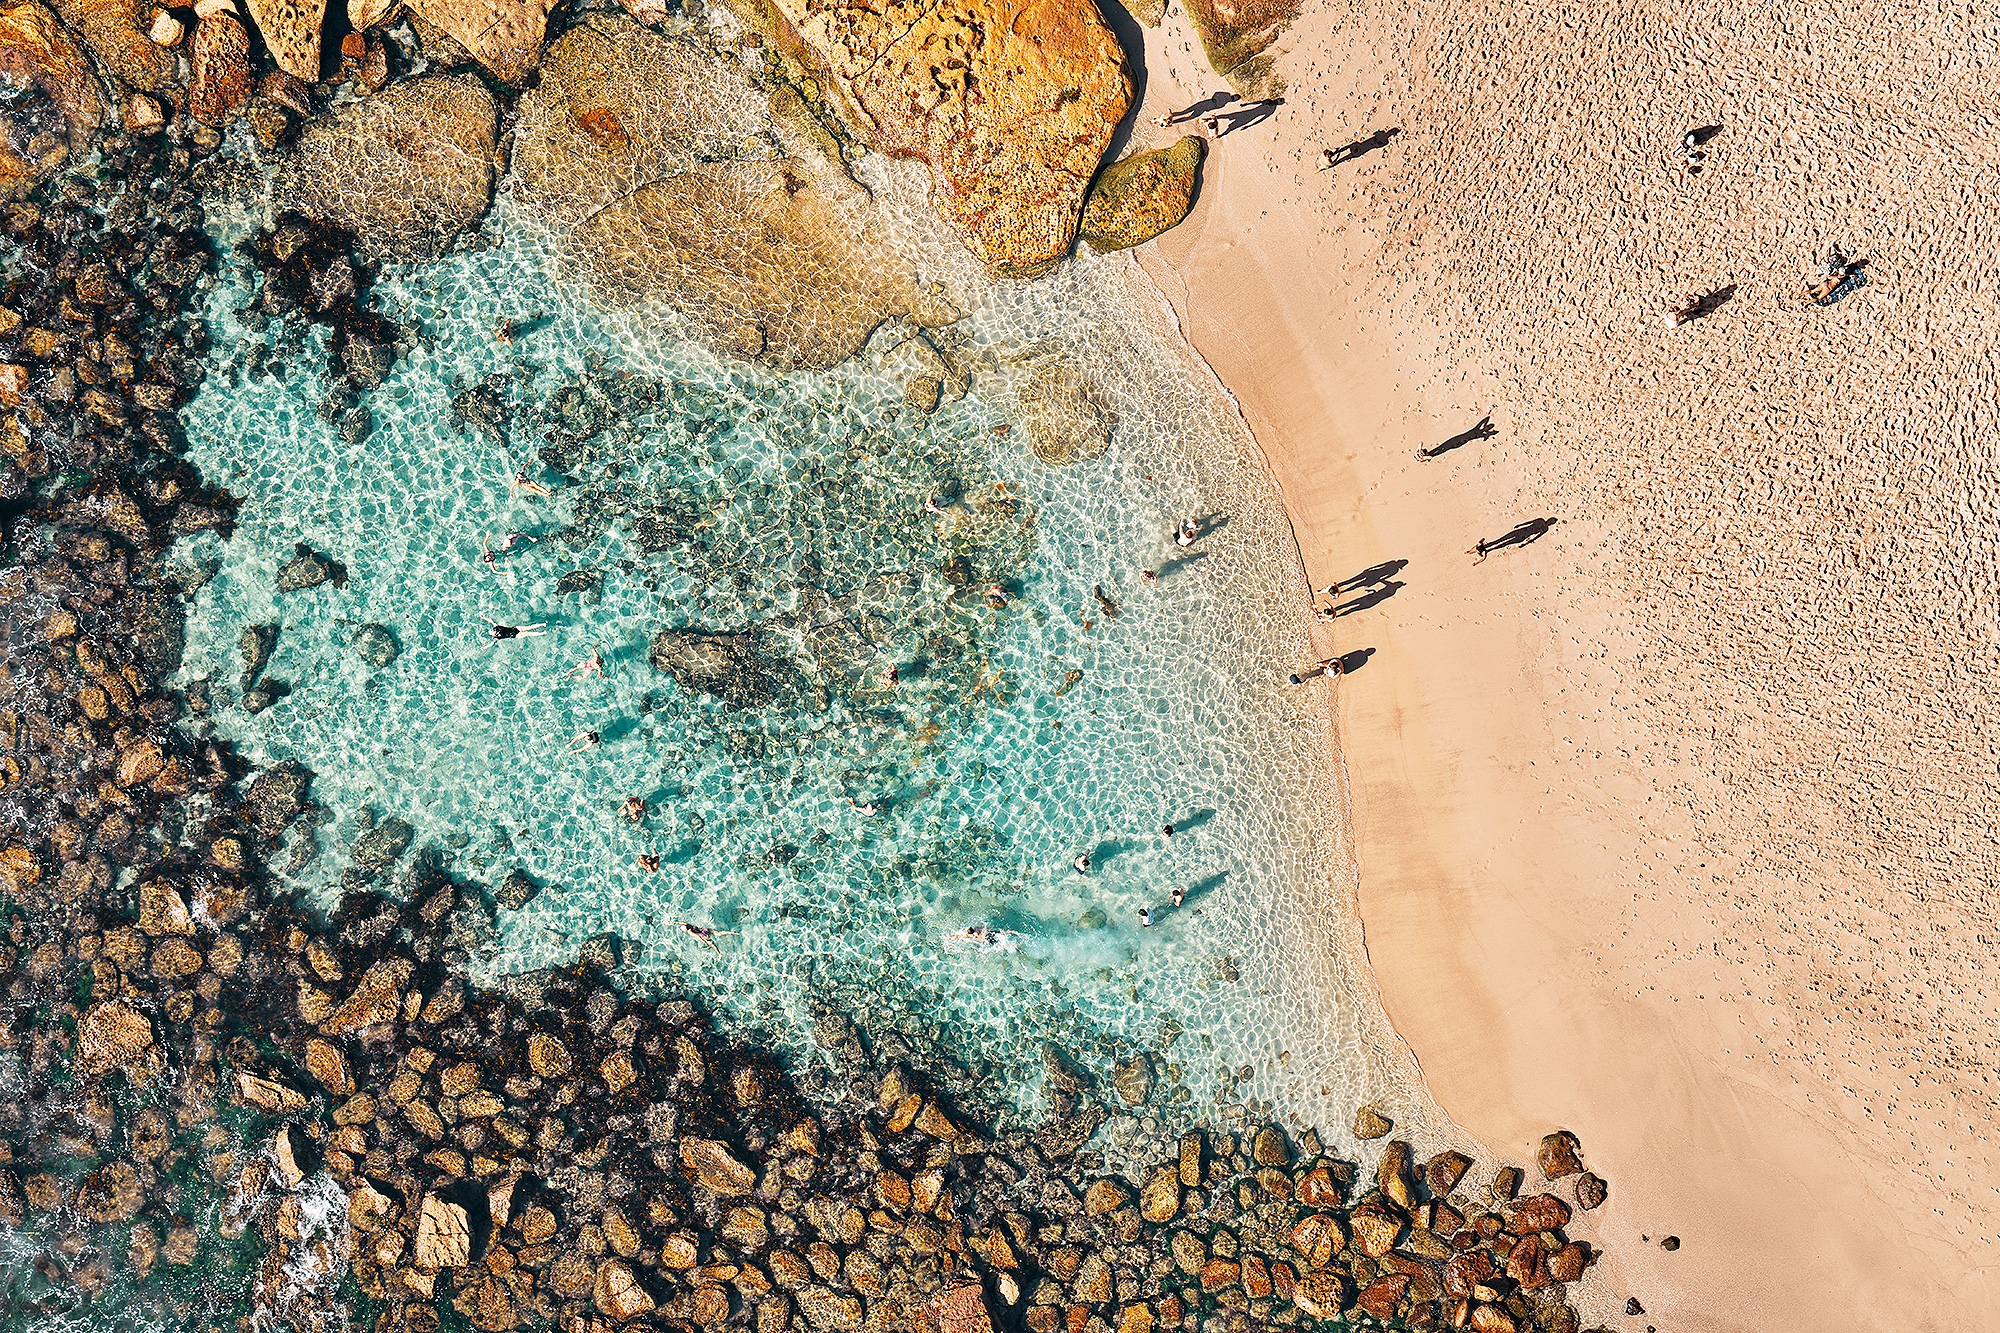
[1129,3,2000,1328]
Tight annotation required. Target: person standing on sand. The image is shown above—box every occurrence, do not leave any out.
[1203,116,1222,140]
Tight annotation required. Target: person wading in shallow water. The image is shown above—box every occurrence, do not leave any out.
[1288,657,1344,685]
[1074,853,1091,874]
[620,796,647,822]
[636,853,660,872]
[1172,884,1185,908]
[1139,905,1155,927]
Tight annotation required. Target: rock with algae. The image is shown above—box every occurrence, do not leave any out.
[745,0,1132,275]
[48,0,175,93]
[513,12,956,369]
[1184,0,1300,99]
[1080,135,1204,253]
[275,73,499,263]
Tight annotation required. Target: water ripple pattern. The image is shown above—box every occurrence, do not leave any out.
[171,165,1421,1134]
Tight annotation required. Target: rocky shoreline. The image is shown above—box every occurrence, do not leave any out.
[0,2,1635,1331]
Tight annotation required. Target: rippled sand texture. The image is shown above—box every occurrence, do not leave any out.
[170,125,1433,1145]
[1131,1,2000,1326]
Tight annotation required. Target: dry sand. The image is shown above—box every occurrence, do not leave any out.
[1124,2,2000,1327]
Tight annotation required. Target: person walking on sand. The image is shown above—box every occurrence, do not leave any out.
[1317,148,1339,170]
[561,649,605,680]
[620,796,647,822]
[1203,116,1222,140]
[513,469,553,498]
[1074,853,1091,874]
[560,730,599,755]
[489,621,547,639]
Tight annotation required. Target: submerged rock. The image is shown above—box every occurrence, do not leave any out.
[350,622,400,667]
[758,0,1132,274]
[1081,136,1205,253]
[1353,1105,1392,1139]
[1017,361,1114,466]
[648,626,797,711]
[50,0,175,92]
[0,2,105,199]
[277,74,499,263]
[275,542,345,592]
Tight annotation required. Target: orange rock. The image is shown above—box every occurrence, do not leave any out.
[1198,1259,1239,1292]
[1291,1270,1349,1319]
[760,0,1131,274]
[1287,1213,1343,1268]
[1295,1164,1344,1207]
[188,13,253,123]
[1357,1274,1410,1320]
[1505,1236,1549,1289]
[1502,1194,1571,1235]
[1547,1241,1590,1283]
[1537,1131,1583,1179]
[575,106,627,149]
[1240,1252,1270,1297]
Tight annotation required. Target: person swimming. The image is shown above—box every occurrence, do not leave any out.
[942,923,1021,953]
[489,621,547,640]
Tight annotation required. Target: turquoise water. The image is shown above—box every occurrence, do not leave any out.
[170,157,1411,1138]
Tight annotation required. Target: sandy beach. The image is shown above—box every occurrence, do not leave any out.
[1129,2,2000,1328]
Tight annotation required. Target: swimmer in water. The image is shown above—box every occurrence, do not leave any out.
[1172,884,1185,908]
[853,800,880,816]
[561,649,605,680]
[513,470,553,498]
[620,797,647,822]
[636,853,660,872]
[1162,823,1174,838]
[560,730,599,755]
[489,621,547,640]
[670,920,733,951]
[984,585,1009,610]
[924,495,946,515]
[1073,853,1091,874]
[879,664,899,689]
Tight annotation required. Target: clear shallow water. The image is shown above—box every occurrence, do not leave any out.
[171,157,1411,1138]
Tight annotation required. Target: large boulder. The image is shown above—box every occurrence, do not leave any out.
[512,12,954,368]
[350,0,551,85]
[188,13,255,124]
[0,1,104,200]
[277,74,499,263]
[245,0,327,83]
[759,0,1132,274]
[1080,136,1203,253]
[1183,0,1299,99]
[49,0,174,92]
[74,1001,158,1080]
